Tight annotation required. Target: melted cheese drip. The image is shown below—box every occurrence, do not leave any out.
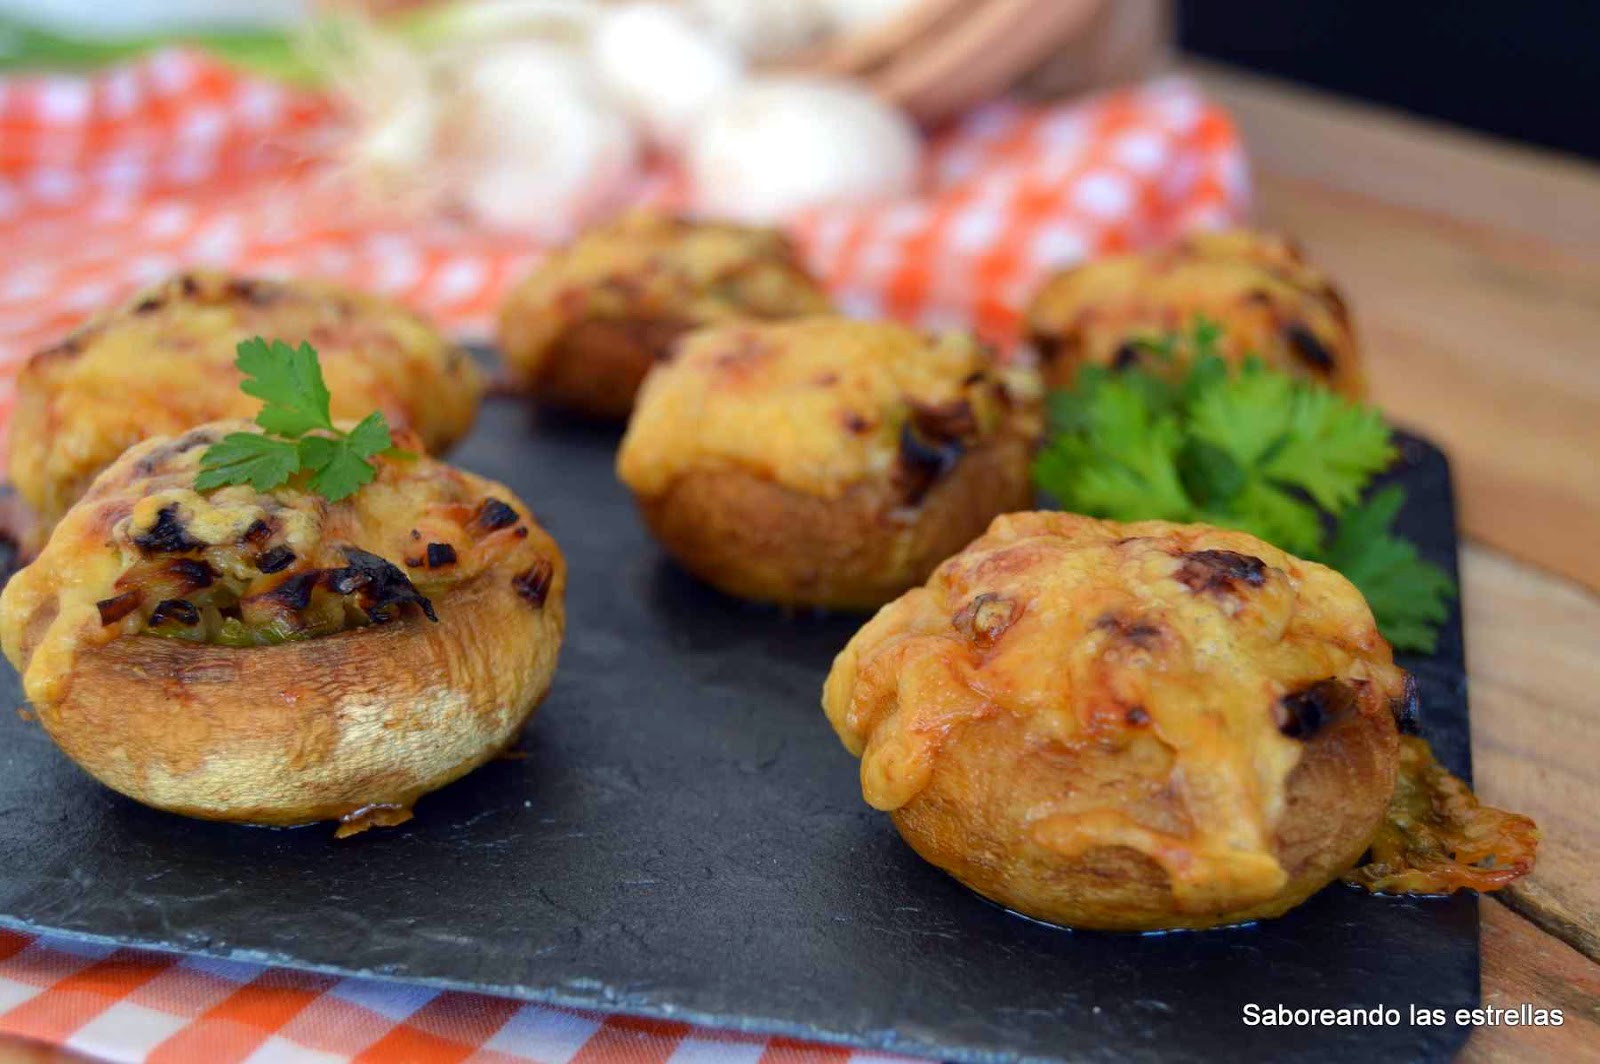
[823,512,1407,914]
[1343,735,1538,894]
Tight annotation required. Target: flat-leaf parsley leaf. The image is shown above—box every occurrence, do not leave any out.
[196,337,401,502]
[1032,317,1456,652]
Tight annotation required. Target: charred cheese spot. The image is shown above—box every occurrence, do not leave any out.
[255,545,296,574]
[1285,323,1337,373]
[1390,673,1422,735]
[149,599,200,627]
[260,570,318,612]
[952,592,1019,648]
[893,422,965,506]
[133,505,204,554]
[475,499,520,534]
[512,560,555,608]
[1175,549,1268,595]
[324,547,437,624]
[95,591,140,626]
[1274,678,1359,740]
[1094,612,1164,649]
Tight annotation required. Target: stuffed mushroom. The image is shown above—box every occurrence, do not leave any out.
[499,210,832,419]
[10,271,483,537]
[616,317,1041,610]
[822,512,1534,930]
[0,421,563,835]
[1025,229,1364,397]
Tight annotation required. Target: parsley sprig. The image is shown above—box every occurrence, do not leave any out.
[1033,318,1456,652]
[195,338,399,502]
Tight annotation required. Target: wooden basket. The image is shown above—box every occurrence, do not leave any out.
[789,0,1171,123]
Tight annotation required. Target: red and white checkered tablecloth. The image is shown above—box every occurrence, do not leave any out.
[0,49,1248,1063]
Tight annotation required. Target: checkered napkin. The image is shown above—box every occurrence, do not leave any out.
[0,929,918,1064]
[0,48,1246,471]
[0,49,1248,1063]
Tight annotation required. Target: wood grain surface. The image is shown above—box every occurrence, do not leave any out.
[1200,63,1600,593]
[1462,899,1600,1063]
[1195,62,1600,1061]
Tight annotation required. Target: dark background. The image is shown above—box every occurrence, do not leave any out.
[1179,0,1600,161]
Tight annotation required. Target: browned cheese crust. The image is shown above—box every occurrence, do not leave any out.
[616,317,1043,610]
[11,271,484,534]
[0,421,563,834]
[499,211,833,419]
[1025,229,1364,398]
[823,512,1410,930]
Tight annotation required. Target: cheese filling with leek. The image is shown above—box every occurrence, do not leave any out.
[1,421,553,707]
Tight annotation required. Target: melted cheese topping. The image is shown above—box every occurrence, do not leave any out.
[0,420,553,708]
[500,210,832,383]
[823,512,1408,913]
[1025,229,1363,397]
[1344,736,1538,894]
[11,271,483,529]
[617,317,1042,499]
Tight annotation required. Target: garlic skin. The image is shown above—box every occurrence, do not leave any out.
[318,19,443,212]
[686,76,921,223]
[450,41,638,237]
[591,2,744,147]
[346,88,442,209]
[687,0,829,62]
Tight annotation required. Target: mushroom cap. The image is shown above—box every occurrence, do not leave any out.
[33,561,562,832]
[1025,229,1364,399]
[633,432,1034,609]
[617,316,1041,608]
[823,512,1406,929]
[499,211,831,419]
[1,420,564,832]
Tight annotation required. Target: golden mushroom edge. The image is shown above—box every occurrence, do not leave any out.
[821,511,1536,932]
[499,210,834,420]
[10,270,485,538]
[0,420,564,836]
[615,316,1044,610]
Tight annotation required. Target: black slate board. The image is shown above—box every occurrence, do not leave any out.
[0,402,1477,1063]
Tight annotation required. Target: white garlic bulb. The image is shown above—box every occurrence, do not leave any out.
[686,76,921,222]
[687,0,829,62]
[591,2,744,147]
[450,41,638,237]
